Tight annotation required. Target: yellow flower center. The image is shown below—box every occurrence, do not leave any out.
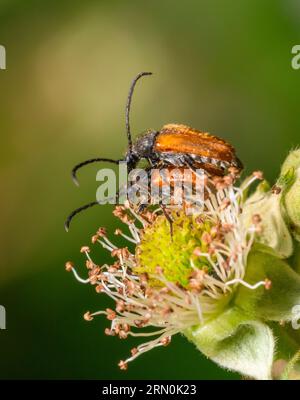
[134,211,215,288]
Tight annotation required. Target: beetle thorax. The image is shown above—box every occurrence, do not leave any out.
[131,130,158,159]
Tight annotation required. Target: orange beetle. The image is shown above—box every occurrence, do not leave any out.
[134,122,242,176]
[65,72,243,230]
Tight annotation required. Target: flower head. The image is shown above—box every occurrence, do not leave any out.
[66,170,270,370]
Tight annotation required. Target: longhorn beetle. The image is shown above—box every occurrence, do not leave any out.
[65,72,243,231]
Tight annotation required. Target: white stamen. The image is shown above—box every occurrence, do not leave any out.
[71,268,90,284]
[225,278,266,290]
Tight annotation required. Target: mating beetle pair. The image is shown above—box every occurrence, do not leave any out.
[65,72,243,231]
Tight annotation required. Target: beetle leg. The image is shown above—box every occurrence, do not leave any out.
[129,165,152,213]
[183,155,203,175]
[137,203,147,214]
[152,165,174,238]
[160,204,174,239]
[137,165,174,238]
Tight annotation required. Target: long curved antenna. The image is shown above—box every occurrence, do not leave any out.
[64,201,100,232]
[126,71,152,151]
[72,158,120,186]
[64,187,125,231]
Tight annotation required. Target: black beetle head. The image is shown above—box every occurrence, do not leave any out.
[130,130,158,160]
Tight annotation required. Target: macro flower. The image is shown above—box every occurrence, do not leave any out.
[66,150,300,380]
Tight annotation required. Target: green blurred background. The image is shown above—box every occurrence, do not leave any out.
[0,0,300,379]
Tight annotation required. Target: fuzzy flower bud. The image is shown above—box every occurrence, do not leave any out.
[280,149,300,242]
[242,178,293,258]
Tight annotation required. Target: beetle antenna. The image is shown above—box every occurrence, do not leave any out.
[126,71,152,151]
[64,187,125,231]
[64,201,99,232]
[71,158,120,186]
[65,194,119,231]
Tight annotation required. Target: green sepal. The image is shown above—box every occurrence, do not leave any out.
[276,167,296,191]
[280,149,300,175]
[184,306,274,380]
[280,149,300,242]
[269,322,300,360]
[234,243,300,322]
[281,350,300,380]
[281,169,300,242]
[289,241,300,275]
